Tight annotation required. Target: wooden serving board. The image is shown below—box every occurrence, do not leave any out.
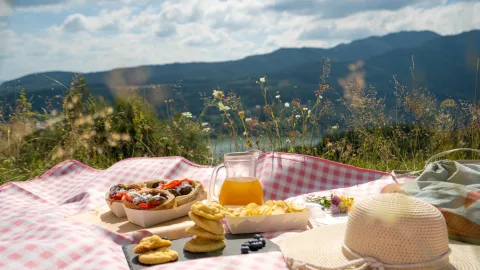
[122,233,280,269]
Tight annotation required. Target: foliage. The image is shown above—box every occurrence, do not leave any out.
[1,57,480,185]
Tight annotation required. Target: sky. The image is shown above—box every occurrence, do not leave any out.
[0,0,479,81]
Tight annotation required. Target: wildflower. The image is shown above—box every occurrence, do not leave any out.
[285,102,290,108]
[260,77,266,83]
[111,133,121,141]
[295,115,301,119]
[206,146,211,149]
[308,110,312,117]
[202,128,211,132]
[218,102,231,111]
[275,95,280,99]
[201,122,209,127]
[286,139,291,143]
[238,111,245,119]
[327,142,333,147]
[245,118,252,123]
[338,201,347,213]
[331,195,341,205]
[319,95,323,99]
[213,90,224,99]
[182,112,193,118]
[106,107,114,114]
[121,134,131,141]
[303,107,308,111]
[330,204,341,214]
[332,124,339,130]
[256,105,261,109]
[243,132,248,136]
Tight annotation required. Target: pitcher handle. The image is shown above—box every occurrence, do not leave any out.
[208,164,225,203]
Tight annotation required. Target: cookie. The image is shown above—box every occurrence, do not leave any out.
[190,201,225,220]
[184,237,226,253]
[134,235,172,254]
[188,211,225,235]
[186,225,225,240]
[138,247,178,265]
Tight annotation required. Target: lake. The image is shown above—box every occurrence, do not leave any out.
[210,136,321,158]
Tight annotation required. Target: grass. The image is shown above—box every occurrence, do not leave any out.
[1,58,479,185]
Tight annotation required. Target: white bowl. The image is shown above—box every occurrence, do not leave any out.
[225,210,310,234]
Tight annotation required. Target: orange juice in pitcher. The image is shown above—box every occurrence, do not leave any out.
[209,151,264,206]
[219,177,263,206]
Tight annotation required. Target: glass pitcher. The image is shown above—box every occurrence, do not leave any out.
[209,150,264,206]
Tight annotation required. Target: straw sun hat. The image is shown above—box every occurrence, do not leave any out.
[280,193,480,270]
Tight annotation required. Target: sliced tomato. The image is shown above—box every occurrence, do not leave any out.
[160,179,193,190]
[148,200,163,208]
[138,203,149,209]
[124,194,133,203]
[112,192,126,200]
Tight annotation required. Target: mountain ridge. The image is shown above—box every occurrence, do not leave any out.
[1,30,478,115]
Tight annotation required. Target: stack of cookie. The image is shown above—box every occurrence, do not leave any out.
[184,201,226,253]
[134,235,178,265]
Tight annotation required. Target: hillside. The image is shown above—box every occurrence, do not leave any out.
[1,30,479,115]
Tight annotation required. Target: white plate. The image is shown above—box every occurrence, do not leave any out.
[225,210,310,234]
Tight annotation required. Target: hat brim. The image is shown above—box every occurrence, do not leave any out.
[280,224,480,270]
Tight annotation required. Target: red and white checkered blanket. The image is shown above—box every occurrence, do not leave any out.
[0,152,408,270]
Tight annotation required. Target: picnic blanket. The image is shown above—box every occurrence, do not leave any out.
[0,152,403,270]
[399,160,480,244]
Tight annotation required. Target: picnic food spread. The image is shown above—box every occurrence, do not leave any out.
[184,201,227,253]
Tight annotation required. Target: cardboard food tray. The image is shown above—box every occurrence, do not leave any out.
[226,210,310,234]
[107,200,127,218]
[124,193,207,228]
[122,233,280,270]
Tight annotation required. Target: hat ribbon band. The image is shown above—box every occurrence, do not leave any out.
[287,244,451,270]
[340,243,452,270]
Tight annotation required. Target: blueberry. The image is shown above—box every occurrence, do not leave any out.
[241,246,249,254]
[241,244,249,249]
[247,239,257,244]
[161,237,168,240]
[249,244,259,251]
[259,238,266,247]
[253,234,263,240]
[255,241,263,249]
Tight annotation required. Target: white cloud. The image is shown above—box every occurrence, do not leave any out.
[62,14,87,32]
[56,8,133,34]
[0,0,12,17]
[0,0,479,81]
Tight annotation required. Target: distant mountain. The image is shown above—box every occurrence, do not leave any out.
[1,30,478,115]
[268,30,479,104]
